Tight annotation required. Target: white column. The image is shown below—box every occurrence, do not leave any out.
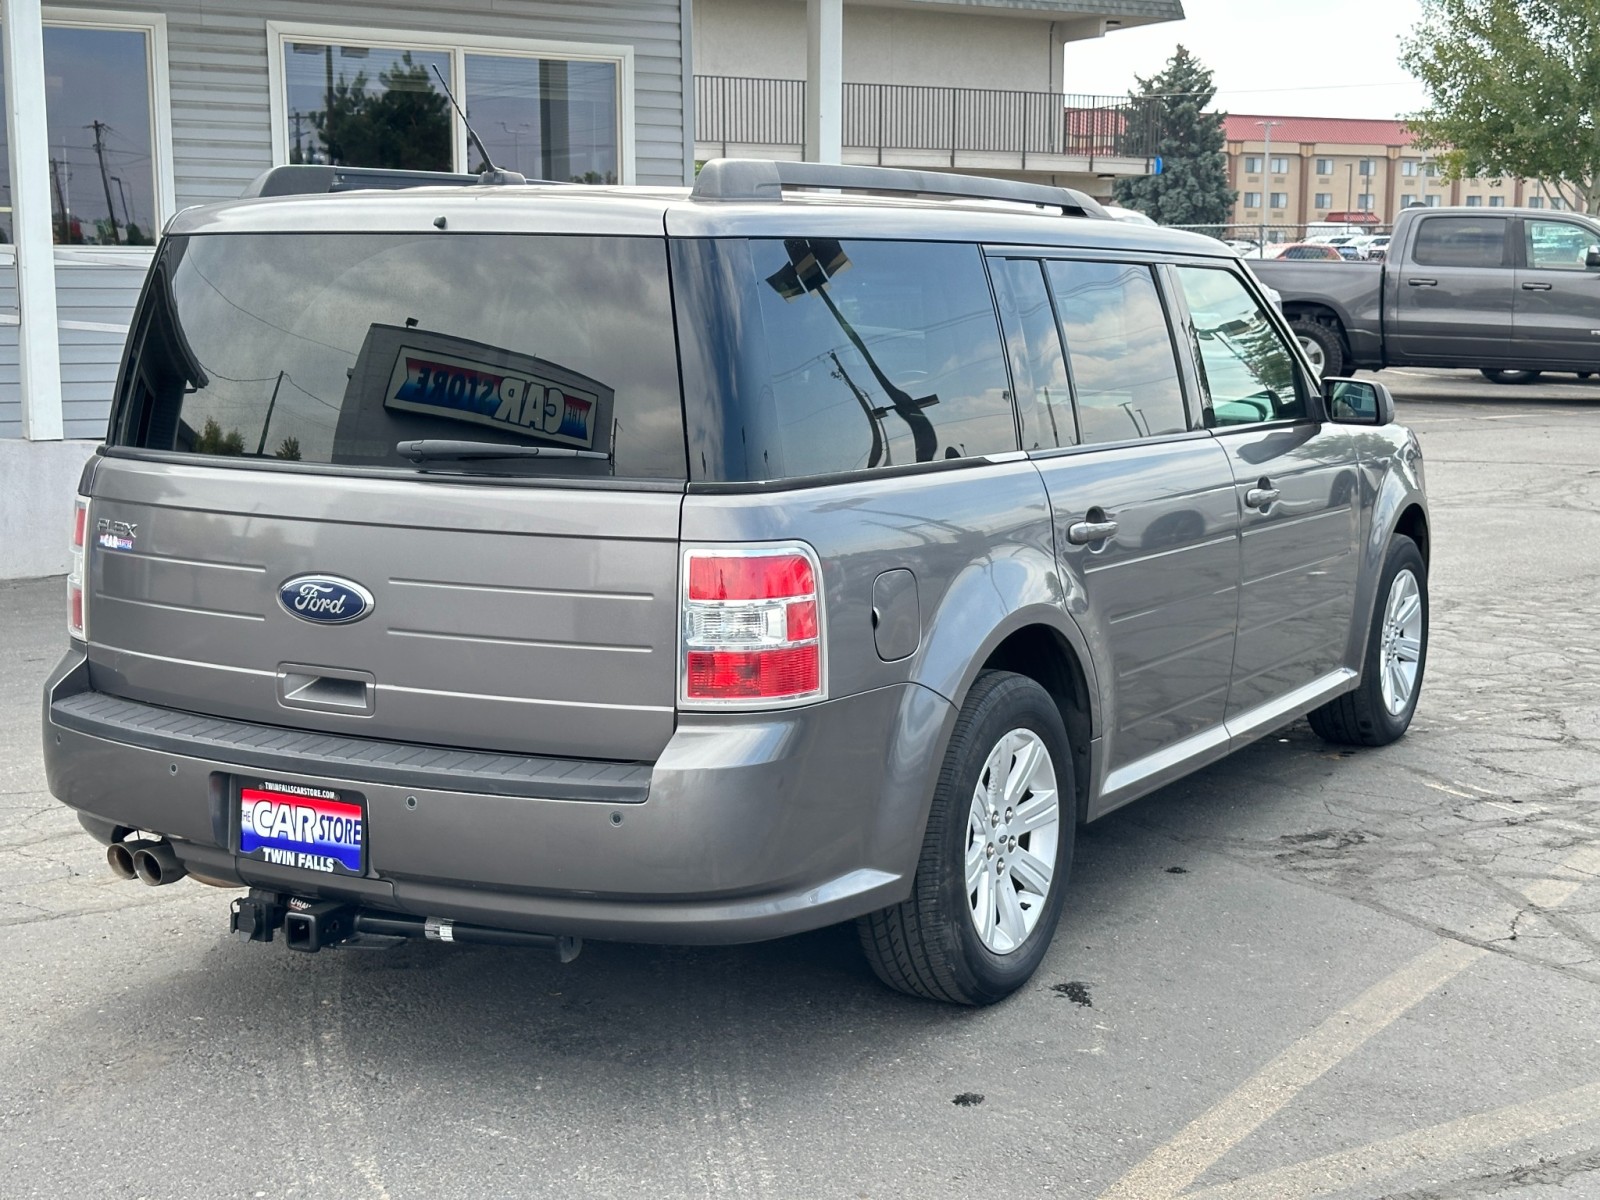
[804,0,842,164]
[3,0,63,441]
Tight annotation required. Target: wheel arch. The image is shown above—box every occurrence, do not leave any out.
[975,624,1096,825]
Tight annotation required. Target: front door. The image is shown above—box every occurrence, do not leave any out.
[1513,215,1600,368]
[1388,213,1514,366]
[1171,264,1363,731]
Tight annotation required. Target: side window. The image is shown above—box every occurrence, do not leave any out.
[1044,260,1188,444]
[989,257,1076,449]
[1525,219,1598,270]
[1411,216,1509,268]
[1175,266,1306,427]
[748,239,1018,477]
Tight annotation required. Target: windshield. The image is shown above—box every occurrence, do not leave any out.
[111,233,686,479]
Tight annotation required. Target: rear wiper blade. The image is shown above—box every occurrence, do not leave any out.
[397,439,608,463]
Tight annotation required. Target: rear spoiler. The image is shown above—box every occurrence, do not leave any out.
[242,164,565,198]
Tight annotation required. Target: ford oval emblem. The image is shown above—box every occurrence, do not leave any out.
[278,575,374,625]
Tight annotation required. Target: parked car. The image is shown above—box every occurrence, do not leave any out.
[1262,242,1346,261]
[42,159,1430,1006]
[1250,205,1600,380]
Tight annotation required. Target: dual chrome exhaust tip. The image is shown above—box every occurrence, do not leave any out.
[106,838,187,886]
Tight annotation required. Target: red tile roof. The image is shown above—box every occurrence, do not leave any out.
[1223,114,1415,147]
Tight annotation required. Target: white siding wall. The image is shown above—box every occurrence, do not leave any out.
[0,0,688,439]
[694,0,1058,92]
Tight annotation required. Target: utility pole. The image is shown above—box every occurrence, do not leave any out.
[289,109,308,162]
[88,120,120,244]
[48,156,69,243]
[1256,120,1279,249]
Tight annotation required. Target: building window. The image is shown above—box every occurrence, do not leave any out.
[1465,195,1482,207]
[1270,192,1288,209]
[1357,194,1375,211]
[1316,158,1334,175]
[1424,194,1442,208]
[1402,160,1418,177]
[1269,156,1288,174]
[1424,163,1440,177]
[1314,193,1333,209]
[1243,192,1262,209]
[268,22,633,183]
[1489,195,1505,207]
[1244,156,1261,173]
[0,16,172,245]
[1356,159,1374,177]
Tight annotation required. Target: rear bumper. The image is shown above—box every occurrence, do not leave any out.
[42,651,953,945]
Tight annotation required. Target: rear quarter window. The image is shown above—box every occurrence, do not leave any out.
[673,238,1018,482]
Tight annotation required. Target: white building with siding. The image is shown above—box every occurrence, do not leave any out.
[0,0,691,577]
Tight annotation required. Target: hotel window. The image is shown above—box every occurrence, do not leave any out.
[1244,156,1261,173]
[1314,193,1333,209]
[1465,195,1482,207]
[1402,160,1419,177]
[269,24,632,183]
[1243,192,1262,209]
[1424,195,1442,207]
[1269,156,1288,174]
[1357,194,1375,211]
[1270,193,1288,209]
[1488,195,1505,207]
[1316,158,1333,175]
[0,15,172,244]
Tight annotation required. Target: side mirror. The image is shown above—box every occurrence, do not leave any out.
[1586,245,1600,269]
[1324,377,1395,426]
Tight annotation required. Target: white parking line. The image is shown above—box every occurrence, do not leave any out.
[1097,844,1600,1200]
[1182,1080,1600,1200]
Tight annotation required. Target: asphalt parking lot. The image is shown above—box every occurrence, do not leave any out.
[4,368,1599,1200]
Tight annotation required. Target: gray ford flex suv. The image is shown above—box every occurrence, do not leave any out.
[42,160,1430,1005]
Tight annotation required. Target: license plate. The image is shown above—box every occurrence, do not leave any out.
[238,780,364,876]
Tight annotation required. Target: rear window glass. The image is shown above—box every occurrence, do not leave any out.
[673,238,1017,482]
[112,233,686,479]
[1411,217,1508,269]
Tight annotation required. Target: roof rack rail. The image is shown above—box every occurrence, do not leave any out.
[241,164,574,199]
[691,158,1110,218]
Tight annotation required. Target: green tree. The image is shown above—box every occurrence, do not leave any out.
[313,53,451,172]
[1114,47,1235,228]
[1402,0,1600,212]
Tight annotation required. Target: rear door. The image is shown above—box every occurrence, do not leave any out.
[991,254,1242,808]
[1513,215,1600,368]
[1388,213,1514,365]
[1169,263,1362,731]
[91,229,687,762]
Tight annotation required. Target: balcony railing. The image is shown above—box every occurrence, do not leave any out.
[695,76,1163,164]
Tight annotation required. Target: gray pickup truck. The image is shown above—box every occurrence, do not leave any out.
[1252,205,1600,384]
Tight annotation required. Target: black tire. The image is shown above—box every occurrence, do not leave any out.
[1290,318,1346,378]
[857,671,1075,1006]
[1308,536,1428,747]
[1480,368,1542,385]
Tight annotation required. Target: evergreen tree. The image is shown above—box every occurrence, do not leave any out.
[1114,47,1234,228]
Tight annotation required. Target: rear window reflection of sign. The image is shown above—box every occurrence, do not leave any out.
[385,347,600,449]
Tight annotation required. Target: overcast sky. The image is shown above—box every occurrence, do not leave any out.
[1063,0,1430,119]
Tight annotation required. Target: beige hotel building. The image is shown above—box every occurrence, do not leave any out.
[1224,115,1569,232]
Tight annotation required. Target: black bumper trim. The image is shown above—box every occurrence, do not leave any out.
[50,690,652,803]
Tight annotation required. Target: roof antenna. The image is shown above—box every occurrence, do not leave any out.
[430,65,526,186]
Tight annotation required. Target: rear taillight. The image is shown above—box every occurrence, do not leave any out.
[67,496,89,640]
[680,544,826,707]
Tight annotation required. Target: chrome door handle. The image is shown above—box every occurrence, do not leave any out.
[1522,282,1554,291]
[1245,487,1280,509]
[1067,519,1119,545]
[1407,278,1437,287]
